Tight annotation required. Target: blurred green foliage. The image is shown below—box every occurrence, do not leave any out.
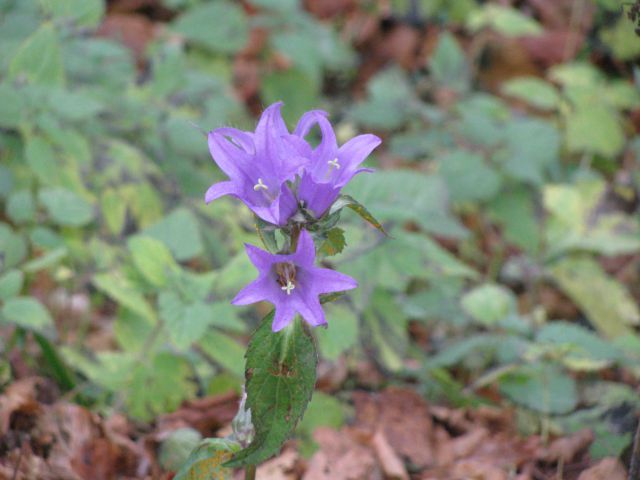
[1,0,640,462]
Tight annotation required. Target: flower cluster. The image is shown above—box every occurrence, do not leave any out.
[205,102,381,332]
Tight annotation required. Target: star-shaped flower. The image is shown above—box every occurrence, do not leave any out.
[205,102,306,225]
[232,230,357,331]
[292,109,381,217]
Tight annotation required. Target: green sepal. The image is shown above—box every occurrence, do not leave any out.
[255,217,279,253]
[225,312,317,467]
[329,195,387,235]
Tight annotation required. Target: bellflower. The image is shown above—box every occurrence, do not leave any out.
[205,102,306,225]
[232,230,357,332]
[293,110,381,217]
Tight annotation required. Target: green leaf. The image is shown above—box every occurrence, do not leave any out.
[39,0,105,27]
[499,362,577,414]
[565,106,624,158]
[0,84,25,128]
[226,314,317,467]
[297,392,345,456]
[8,23,65,86]
[318,228,346,257]
[198,330,247,378]
[159,293,221,350]
[461,283,517,326]
[487,187,539,253]
[127,352,197,421]
[0,270,24,301]
[7,190,35,223]
[316,303,358,360]
[128,236,178,288]
[172,2,249,54]
[438,151,501,203]
[24,135,61,186]
[0,223,27,269]
[38,188,94,227]
[468,5,542,37]
[22,247,68,273]
[159,428,203,473]
[599,14,640,61]
[330,195,386,234]
[144,208,204,261]
[262,68,320,125]
[502,119,560,184]
[502,77,560,110]
[428,31,469,92]
[174,438,240,480]
[1,296,54,333]
[93,272,156,322]
[548,256,640,340]
[101,188,126,235]
[362,289,407,372]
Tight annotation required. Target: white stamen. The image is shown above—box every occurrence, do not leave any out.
[327,158,341,171]
[253,178,268,191]
[281,281,295,295]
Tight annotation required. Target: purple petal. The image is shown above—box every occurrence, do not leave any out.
[295,110,339,174]
[292,291,327,327]
[334,133,381,187]
[298,173,340,218]
[215,127,255,154]
[272,301,296,332]
[244,243,275,271]
[254,102,287,158]
[291,229,316,267]
[208,131,251,179]
[308,267,358,294]
[232,276,271,305]
[205,181,240,204]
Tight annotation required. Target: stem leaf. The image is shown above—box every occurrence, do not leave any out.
[225,312,317,467]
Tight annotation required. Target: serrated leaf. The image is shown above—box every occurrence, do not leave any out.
[198,330,247,378]
[0,270,24,301]
[22,247,67,273]
[7,190,35,223]
[548,256,640,340]
[127,352,197,421]
[330,195,386,234]
[128,236,178,288]
[93,272,156,322]
[8,23,65,86]
[316,303,358,361]
[1,297,54,333]
[318,228,346,257]
[38,188,94,227]
[502,77,560,110]
[174,438,240,480]
[144,208,203,261]
[226,313,317,467]
[499,362,577,414]
[101,188,126,235]
[461,284,517,326]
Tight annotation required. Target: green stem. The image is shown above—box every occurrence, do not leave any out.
[245,464,257,480]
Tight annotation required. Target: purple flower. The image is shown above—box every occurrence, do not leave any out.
[232,230,357,331]
[205,103,306,225]
[292,110,381,217]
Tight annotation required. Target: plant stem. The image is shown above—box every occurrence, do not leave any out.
[245,464,257,480]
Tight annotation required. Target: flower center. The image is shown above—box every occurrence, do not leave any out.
[253,178,269,192]
[275,262,297,295]
[327,158,341,172]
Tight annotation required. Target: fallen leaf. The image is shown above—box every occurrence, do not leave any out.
[371,429,409,480]
[577,457,627,480]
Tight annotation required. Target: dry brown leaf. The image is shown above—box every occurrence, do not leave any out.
[450,459,508,480]
[353,387,435,468]
[303,427,379,480]
[371,429,409,480]
[577,457,627,480]
[255,448,298,480]
[536,429,594,464]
